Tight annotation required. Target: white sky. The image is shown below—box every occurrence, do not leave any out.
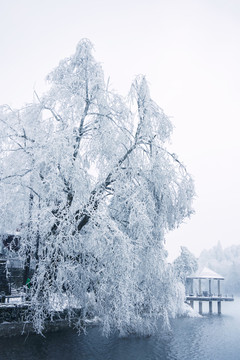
[1,0,240,261]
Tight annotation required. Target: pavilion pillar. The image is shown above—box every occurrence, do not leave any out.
[218,280,221,296]
[190,279,194,308]
[218,301,221,314]
[209,301,212,314]
[208,279,212,313]
[199,301,203,314]
[198,279,202,314]
[198,279,202,295]
[209,279,212,296]
[190,279,194,295]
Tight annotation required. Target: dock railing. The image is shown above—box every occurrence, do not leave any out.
[0,292,29,305]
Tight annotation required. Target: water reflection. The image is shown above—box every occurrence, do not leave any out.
[168,300,240,360]
[0,300,239,360]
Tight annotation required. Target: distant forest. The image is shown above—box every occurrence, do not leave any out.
[198,242,240,295]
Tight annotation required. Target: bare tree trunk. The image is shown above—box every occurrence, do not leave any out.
[23,191,33,286]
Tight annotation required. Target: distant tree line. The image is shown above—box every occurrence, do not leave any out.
[198,242,240,295]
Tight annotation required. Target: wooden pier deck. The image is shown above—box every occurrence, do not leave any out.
[186,294,234,314]
[186,295,234,302]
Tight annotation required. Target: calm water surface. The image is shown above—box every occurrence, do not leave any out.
[0,299,240,360]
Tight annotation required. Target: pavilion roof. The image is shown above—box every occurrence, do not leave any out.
[187,266,224,280]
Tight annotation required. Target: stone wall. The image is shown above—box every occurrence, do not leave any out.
[0,304,29,323]
[0,305,82,337]
[0,305,81,324]
[0,318,74,337]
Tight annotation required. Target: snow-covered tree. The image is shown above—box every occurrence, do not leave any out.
[173,246,198,283]
[0,39,194,336]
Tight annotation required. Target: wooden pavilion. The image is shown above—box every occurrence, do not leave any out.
[186,267,234,314]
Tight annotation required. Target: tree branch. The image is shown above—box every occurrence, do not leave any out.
[0,169,32,182]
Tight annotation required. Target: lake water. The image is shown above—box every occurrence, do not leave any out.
[0,299,240,360]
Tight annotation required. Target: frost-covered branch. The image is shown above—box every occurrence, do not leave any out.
[72,98,90,162]
[0,169,32,182]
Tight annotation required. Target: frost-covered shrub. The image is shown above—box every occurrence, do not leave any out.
[173,246,198,283]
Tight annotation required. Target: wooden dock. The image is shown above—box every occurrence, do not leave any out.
[186,294,234,314]
[186,295,234,302]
